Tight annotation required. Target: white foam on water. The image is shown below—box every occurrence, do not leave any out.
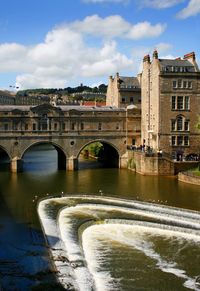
[37,199,80,290]
[58,207,95,291]
[38,196,200,291]
[82,227,120,291]
[82,223,200,291]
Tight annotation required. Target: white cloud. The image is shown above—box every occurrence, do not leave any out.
[127,21,166,39]
[140,0,184,9]
[177,0,200,18]
[0,43,28,72]
[0,15,166,89]
[71,15,166,40]
[71,15,130,38]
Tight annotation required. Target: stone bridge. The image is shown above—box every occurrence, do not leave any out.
[0,104,141,172]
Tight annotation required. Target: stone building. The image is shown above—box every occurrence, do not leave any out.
[0,90,15,105]
[106,72,141,109]
[141,50,200,159]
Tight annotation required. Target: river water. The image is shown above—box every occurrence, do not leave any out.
[0,145,200,290]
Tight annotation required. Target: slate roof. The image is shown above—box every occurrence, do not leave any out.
[119,76,140,88]
[0,105,125,112]
[159,59,196,72]
[159,59,193,67]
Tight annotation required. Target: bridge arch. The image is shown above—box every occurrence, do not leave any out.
[0,145,12,160]
[0,145,12,171]
[21,141,67,170]
[77,139,120,168]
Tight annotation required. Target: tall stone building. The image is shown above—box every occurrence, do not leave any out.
[141,50,200,158]
[106,72,141,108]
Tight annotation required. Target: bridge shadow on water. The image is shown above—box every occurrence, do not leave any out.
[0,192,63,290]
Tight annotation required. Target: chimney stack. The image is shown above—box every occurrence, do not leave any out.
[184,52,195,61]
[143,54,150,63]
[153,49,158,59]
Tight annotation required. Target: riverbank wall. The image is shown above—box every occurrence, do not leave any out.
[178,172,200,186]
[127,151,198,176]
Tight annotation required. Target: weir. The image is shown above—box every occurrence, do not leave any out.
[38,195,200,291]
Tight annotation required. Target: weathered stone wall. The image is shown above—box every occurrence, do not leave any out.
[128,151,199,176]
[106,74,120,107]
[178,172,200,186]
[128,152,174,175]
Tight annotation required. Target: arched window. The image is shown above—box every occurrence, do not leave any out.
[177,116,183,131]
[171,115,189,132]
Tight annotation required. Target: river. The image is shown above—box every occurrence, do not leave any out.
[0,144,200,290]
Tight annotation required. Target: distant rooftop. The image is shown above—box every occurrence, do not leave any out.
[159,59,196,73]
[0,104,125,112]
[119,76,140,89]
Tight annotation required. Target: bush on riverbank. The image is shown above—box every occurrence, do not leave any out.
[190,167,200,176]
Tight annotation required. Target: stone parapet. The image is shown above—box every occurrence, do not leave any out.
[130,151,174,175]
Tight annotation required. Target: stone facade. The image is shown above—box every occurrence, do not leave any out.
[0,103,140,172]
[106,72,141,109]
[141,51,200,158]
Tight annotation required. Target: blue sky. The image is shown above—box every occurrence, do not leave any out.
[0,0,200,90]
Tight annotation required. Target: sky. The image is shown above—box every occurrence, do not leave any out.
[0,0,200,90]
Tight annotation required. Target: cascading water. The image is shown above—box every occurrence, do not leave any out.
[38,195,200,291]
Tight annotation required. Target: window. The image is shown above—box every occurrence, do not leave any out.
[42,124,47,130]
[25,124,28,130]
[116,123,120,130]
[171,120,176,131]
[183,81,187,88]
[98,122,102,130]
[33,123,36,131]
[171,136,176,146]
[71,122,75,130]
[172,81,177,88]
[172,96,176,110]
[171,96,190,111]
[54,123,58,130]
[4,124,8,131]
[184,136,189,146]
[171,135,189,146]
[121,97,125,103]
[130,97,134,103]
[172,80,192,90]
[177,136,183,146]
[184,121,189,131]
[177,96,184,110]
[177,116,183,131]
[178,79,182,88]
[185,96,190,110]
[62,123,65,130]
[171,116,190,132]
[81,122,84,130]
[12,123,18,130]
